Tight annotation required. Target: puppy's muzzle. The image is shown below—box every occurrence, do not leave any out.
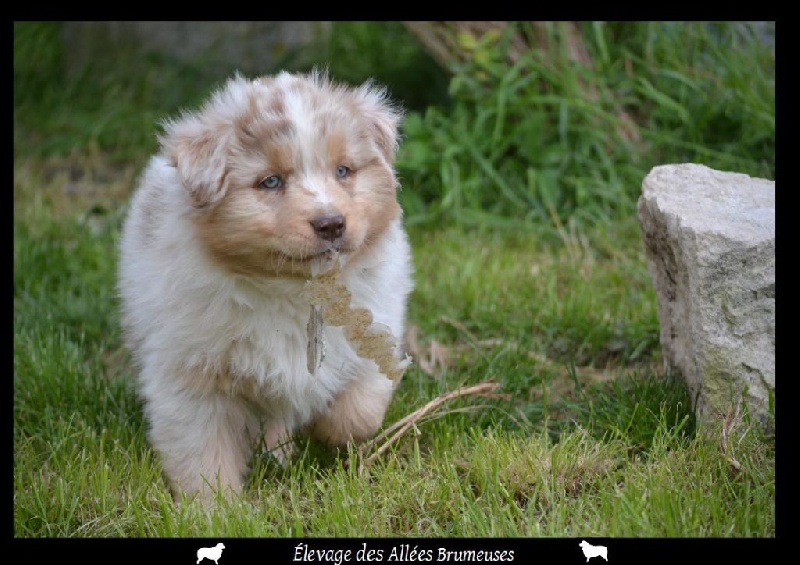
[311,213,346,242]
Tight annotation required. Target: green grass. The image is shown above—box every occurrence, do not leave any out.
[14,21,774,537]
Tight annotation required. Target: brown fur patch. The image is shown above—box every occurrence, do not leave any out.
[237,118,296,154]
[325,130,349,167]
[264,91,286,117]
[260,143,296,182]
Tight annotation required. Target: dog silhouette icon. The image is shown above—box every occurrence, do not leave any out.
[578,540,607,561]
[197,543,225,564]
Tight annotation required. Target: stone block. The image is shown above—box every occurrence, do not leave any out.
[638,164,774,430]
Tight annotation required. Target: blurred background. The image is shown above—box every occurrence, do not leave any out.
[14,21,775,234]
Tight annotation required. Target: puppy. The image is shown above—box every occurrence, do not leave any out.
[118,71,413,500]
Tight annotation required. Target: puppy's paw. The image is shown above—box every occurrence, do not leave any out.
[263,421,296,465]
[310,375,393,446]
[147,388,257,503]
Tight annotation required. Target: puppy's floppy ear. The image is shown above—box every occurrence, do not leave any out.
[355,81,404,164]
[159,118,231,209]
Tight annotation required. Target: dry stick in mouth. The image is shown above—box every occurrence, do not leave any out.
[306,250,410,381]
[354,381,500,472]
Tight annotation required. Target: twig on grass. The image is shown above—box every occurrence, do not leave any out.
[354,381,501,473]
[719,402,743,473]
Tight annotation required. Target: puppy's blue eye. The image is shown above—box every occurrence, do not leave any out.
[258,175,283,190]
[336,165,350,179]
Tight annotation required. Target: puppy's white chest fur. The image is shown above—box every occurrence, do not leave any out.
[193,244,408,416]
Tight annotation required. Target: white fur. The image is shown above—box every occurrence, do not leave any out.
[118,73,413,499]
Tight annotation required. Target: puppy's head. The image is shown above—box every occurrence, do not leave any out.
[159,71,404,278]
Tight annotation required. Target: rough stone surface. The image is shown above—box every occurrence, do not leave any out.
[638,164,774,430]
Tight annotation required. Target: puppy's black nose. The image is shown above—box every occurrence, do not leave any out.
[311,213,346,242]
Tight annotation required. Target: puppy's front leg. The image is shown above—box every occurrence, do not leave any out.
[144,385,257,501]
[263,420,296,464]
[310,370,394,446]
